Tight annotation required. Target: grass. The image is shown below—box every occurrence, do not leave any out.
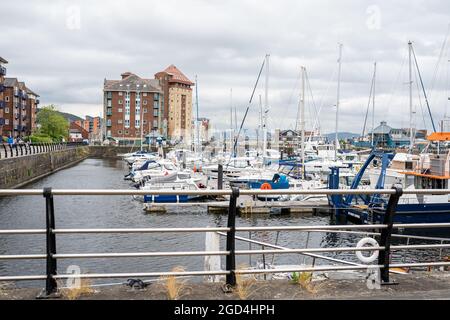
[160,267,190,300]
[59,278,95,300]
[234,264,258,300]
[290,272,323,295]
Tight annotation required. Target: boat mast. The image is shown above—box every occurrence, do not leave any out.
[263,53,270,162]
[372,62,377,147]
[195,75,200,156]
[258,94,263,156]
[335,43,343,160]
[300,66,306,179]
[409,41,414,150]
[138,88,143,152]
[230,88,233,156]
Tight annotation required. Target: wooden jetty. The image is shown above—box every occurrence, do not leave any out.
[143,195,330,215]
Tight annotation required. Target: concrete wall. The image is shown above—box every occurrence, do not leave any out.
[0,147,89,189]
[88,146,170,159]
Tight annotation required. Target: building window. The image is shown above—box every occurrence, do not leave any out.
[143,108,147,113]
[107,100,112,107]
[143,100,147,105]
[153,120,158,128]
[5,107,9,113]
[118,119,123,124]
[154,101,158,109]
[5,96,9,102]
[125,108,130,115]
[5,119,9,125]
[143,93,147,97]
[118,130,122,135]
[124,119,130,128]
[154,93,159,101]
[125,130,129,135]
[118,108,123,113]
[107,130,111,137]
[154,109,158,117]
[143,120,147,124]
[119,92,123,96]
[135,119,140,128]
[118,100,123,104]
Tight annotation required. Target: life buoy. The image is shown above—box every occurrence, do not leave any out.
[260,183,272,190]
[355,237,379,264]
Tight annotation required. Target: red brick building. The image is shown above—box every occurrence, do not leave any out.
[2,78,40,138]
[69,122,89,142]
[0,57,8,137]
[103,72,163,144]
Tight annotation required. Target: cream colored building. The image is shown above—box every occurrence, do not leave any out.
[155,65,194,142]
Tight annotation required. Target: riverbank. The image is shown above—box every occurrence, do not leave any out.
[1,271,449,300]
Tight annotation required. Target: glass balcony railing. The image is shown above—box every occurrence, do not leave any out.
[0,66,6,76]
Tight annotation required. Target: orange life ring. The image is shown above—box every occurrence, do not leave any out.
[260,183,272,190]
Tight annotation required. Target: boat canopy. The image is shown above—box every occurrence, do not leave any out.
[426,132,450,141]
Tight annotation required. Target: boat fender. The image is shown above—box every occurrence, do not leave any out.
[355,237,379,264]
[260,183,272,190]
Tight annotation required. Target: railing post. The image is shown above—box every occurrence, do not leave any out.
[217,164,223,190]
[3,144,7,158]
[225,187,239,287]
[378,186,403,284]
[15,145,18,157]
[38,187,58,298]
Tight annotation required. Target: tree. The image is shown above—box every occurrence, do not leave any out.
[36,105,69,141]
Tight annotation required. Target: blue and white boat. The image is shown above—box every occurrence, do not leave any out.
[328,139,450,225]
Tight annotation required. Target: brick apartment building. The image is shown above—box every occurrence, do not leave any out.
[2,77,39,138]
[74,115,102,141]
[0,57,8,137]
[103,72,164,144]
[103,65,194,144]
[155,65,194,142]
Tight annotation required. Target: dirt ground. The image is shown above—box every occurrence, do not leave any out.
[1,271,450,300]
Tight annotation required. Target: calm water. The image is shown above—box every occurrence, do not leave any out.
[0,158,445,287]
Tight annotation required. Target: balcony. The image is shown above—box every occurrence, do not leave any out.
[0,66,6,76]
[106,108,112,116]
[106,120,112,127]
[0,101,5,109]
[0,84,4,92]
[21,126,27,132]
[14,90,19,97]
[36,99,40,104]
[14,103,19,109]
[22,93,28,100]
[0,118,4,126]
[14,125,20,131]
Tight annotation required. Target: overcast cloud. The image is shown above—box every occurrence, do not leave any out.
[1,0,450,134]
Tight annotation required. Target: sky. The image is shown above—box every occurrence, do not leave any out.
[1,0,450,134]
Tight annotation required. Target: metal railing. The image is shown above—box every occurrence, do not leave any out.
[0,142,85,160]
[0,188,449,298]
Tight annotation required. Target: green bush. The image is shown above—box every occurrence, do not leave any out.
[28,134,53,143]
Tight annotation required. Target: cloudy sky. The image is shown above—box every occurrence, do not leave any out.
[1,0,449,134]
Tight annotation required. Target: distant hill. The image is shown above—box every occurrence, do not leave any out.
[37,108,83,122]
[325,132,360,141]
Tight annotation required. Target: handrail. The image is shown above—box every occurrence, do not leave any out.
[1,188,450,196]
[1,186,450,299]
